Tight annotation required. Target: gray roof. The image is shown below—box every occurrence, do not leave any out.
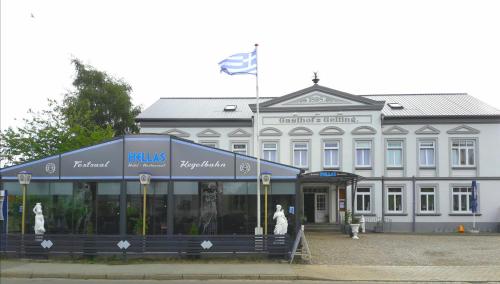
[137,92,500,121]
[137,97,273,120]
[363,93,500,117]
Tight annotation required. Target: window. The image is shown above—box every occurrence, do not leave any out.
[452,139,475,167]
[200,141,218,148]
[420,187,436,213]
[452,187,472,213]
[387,187,403,213]
[262,142,278,162]
[387,102,404,109]
[232,143,248,155]
[224,105,237,111]
[355,140,371,168]
[355,188,371,213]
[387,140,403,168]
[323,141,339,168]
[293,142,308,168]
[419,141,435,167]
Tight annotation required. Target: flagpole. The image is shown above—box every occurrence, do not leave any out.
[254,43,262,235]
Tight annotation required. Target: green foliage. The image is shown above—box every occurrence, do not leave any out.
[188,223,199,235]
[0,58,140,165]
[63,59,141,136]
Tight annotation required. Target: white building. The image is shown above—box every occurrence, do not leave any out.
[137,80,500,232]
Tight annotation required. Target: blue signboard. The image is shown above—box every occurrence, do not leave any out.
[319,171,337,177]
[471,180,478,213]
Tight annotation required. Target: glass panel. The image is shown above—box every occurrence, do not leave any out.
[388,141,402,148]
[388,196,394,211]
[96,182,120,234]
[453,194,459,211]
[428,195,435,211]
[221,183,247,234]
[271,183,295,195]
[49,182,73,234]
[460,149,466,165]
[356,141,370,148]
[324,149,332,166]
[388,188,401,193]
[73,182,96,234]
[427,149,435,165]
[325,142,338,148]
[460,195,467,211]
[294,151,301,166]
[364,195,370,211]
[395,195,402,211]
[357,188,370,192]
[356,195,363,211]
[468,149,474,165]
[174,182,199,234]
[420,195,427,211]
[452,149,459,166]
[421,188,434,193]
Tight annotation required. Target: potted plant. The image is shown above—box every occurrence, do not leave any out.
[350,216,361,240]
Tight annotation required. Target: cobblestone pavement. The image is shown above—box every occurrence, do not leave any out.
[306,232,500,266]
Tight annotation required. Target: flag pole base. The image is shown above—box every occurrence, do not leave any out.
[254,227,263,235]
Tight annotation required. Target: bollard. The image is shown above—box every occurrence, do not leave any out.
[360,215,366,233]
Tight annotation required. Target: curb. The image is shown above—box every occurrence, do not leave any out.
[1,272,317,281]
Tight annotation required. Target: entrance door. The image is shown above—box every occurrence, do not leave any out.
[303,193,315,223]
[315,193,327,223]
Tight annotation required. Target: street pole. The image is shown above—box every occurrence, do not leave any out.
[264,185,268,235]
[143,184,147,236]
[21,184,26,235]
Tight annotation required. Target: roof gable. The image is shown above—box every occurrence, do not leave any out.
[252,84,385,112]
[382,126,409,135]
[228,128,251,137]
[197,129,221,137]
[415,125,440,135]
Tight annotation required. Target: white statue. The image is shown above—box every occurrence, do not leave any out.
[273,204,288,235]
[33,202,46,235]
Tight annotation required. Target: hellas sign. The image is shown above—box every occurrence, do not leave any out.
[128,152,167,168]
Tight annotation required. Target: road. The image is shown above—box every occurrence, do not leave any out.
[1,279,479,284]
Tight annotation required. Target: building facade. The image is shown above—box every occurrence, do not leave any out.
[137,82,500,232]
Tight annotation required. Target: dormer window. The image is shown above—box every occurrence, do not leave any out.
[224,105,237,111]
[387,102,403,109]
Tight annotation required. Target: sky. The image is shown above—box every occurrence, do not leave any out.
[2,0,500,131]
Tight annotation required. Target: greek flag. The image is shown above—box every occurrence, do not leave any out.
[471,180,478,213]
[218,49,257,75]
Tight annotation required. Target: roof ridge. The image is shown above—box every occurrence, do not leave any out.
[159,97,277,99]
[363,93,468,97]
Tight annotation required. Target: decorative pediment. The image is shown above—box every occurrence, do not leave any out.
[446,125,480,135]
[351,126,377,135]
[283,92,353,106]
[415,125,440,135]
[252,84,385,112]
[260,127,283,136]
[228,128,251,137]
[163,128,190,138]
[288,127,313,136]
[382,126,409,135]
[319,126,345,136]
[196,129,221,137]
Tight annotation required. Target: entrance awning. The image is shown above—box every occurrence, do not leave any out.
[298,171,363,185]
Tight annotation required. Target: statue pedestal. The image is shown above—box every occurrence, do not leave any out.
[34,234,44,242]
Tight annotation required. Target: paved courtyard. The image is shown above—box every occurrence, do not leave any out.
[306,231,500,266]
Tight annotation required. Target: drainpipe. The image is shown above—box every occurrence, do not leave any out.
[381,176,385,231]
[412,175,416,233]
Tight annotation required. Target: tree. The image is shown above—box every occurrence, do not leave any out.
[0,58,140,166]
[63,59,141,135]
[0,99,114,165]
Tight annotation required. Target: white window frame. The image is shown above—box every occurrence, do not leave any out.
[419,140,436,168]
[419,187,436,213]
[387,187,404,214]
[451,139,476,167]
[386,140,403,168]
[292,141,309,168]
[452,187,472,213]
[262,141,278,162]
[355,187,371,214]
[231,142,248,155]
[323,140,340,169]
[354,140,372,168]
